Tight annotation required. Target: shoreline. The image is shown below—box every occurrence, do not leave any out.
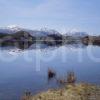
[22,83,100,100]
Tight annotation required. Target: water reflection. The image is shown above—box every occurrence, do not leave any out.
[0,44,100,100]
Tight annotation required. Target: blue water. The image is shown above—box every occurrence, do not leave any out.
[0,45,100,100]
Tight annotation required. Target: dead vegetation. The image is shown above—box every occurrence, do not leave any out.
[31,83,100,100]
[21,71,100,100]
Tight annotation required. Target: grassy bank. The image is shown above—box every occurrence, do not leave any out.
[22,83,100,100]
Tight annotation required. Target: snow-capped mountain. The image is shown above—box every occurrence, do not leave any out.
[6,25,22,32]
[66,32,88,38]
[0,25,22,34]
[0,25,60,37]
[0,25,88,38]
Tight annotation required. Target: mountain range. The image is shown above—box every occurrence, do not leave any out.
[0,25,88,38]
[0,26,100,49]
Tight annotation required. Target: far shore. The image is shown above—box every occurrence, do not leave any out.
[0,31,100,49]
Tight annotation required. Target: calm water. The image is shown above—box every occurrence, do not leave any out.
[0,45,100,100]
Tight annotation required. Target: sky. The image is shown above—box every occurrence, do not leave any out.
[0,0,100,34]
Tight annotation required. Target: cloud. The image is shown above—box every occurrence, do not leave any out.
[0,0,69,18]
[26,0,100,21]
[0,0,100,34]
[31,0,72,18]
[0,0,38,17]
[1,0,100,21]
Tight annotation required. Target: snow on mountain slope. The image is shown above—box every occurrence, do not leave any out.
[0,25,88,38]
[66,32,88,38]
[6,25,22,32]
[0,25,22,34]
[0,26,60,37]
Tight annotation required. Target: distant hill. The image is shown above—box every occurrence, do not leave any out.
[0,26,100,49]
